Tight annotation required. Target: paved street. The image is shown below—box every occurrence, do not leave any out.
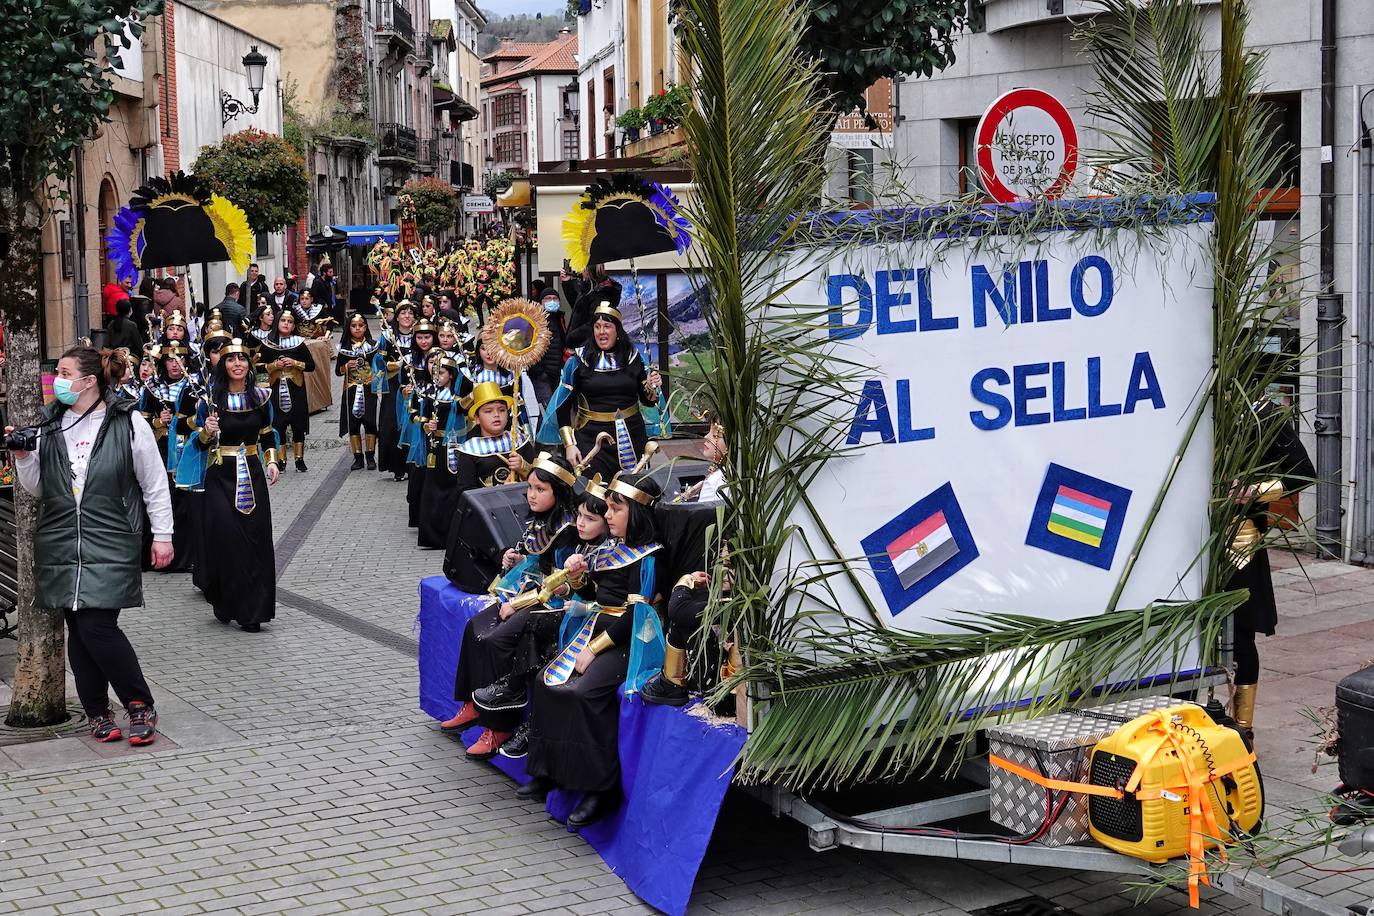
[0,400,1371,915]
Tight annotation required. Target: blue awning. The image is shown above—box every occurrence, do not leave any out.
[326,224,399,246]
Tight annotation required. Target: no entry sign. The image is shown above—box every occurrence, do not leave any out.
[975,88,1078,203]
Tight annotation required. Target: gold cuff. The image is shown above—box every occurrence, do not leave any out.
[197,428,214,445]
[1255,479,1285,503]
[264,448,281,466]
[675,574,699,591]
[508,589,542,612]
[588,632,615,655]
[560,426,577,448]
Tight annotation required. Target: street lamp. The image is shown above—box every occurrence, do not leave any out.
[563,80,580,122]
[221,45,268,127]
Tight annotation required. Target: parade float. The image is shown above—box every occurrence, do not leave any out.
[415,0,1357,913]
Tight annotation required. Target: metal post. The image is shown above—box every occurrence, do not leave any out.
[1315,0,1342,556]
[1354,98,1374,563]
[656,271,670,400]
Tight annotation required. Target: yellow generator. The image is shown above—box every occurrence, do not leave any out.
[1087,703,1263,863]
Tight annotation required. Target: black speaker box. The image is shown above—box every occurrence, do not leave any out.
[1337,665,1374,791]
[443,482,529,592]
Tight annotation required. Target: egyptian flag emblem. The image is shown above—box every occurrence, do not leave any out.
[861,482,979,616]
[1025,463,1132,570]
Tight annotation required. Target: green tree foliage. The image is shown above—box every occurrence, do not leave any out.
[402,177,460,237]
[0,0,166,727]
[477,11,574,55]
[801,0,967,116]
[193,128,310,234]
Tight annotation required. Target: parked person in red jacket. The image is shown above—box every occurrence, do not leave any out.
[102,277,132,328]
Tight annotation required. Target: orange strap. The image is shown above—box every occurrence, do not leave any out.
[987,755,1126,799]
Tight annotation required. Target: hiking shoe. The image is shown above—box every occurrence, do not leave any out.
[440,701,480,731]
[89,714,122,743]
[350,453,364,470]
[295,458,308,472]
[641,672,691,707]
[465,728,511,760]
[473,675,526,712]
[126,702,158,746]
[365,452,377,470]
[498,721,531,759]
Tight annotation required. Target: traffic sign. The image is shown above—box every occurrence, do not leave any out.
[975,88,1078,203]
[463,195,495,214]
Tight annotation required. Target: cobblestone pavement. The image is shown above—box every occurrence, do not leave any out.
[0,384,1370,915]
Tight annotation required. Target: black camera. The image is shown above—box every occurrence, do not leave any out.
[3,426,39,452]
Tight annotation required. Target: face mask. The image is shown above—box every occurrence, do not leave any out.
[53,376,88,406]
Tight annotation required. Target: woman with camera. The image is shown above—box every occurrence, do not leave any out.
[8,346,174,746]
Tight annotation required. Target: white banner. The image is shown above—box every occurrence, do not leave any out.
[781,221,1215,635]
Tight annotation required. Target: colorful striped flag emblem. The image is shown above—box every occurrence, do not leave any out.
[1046,486,1111,548]
[887,510,960,589]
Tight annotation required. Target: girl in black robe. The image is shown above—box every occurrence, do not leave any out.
[336,312,380,471]
[140,350,192,573]
[415,356,461,548]
[258,309,315,472]
[243,302,275,367]
[401,320,438,527]
[181,335,230,597]
[1225,399,1314,731]
[545,304,662,482]
[524,473,663,827]
[198,344,281,631]
[442,452,579,758]
[374,301,417,480]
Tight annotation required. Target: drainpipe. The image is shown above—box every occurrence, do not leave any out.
[73,151,90,341]
[1314,0,1342,557]
[1349,88,1372,563]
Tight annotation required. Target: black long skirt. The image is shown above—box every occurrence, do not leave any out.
[417,459,458,549]
[577,413,647,483]
[272,379,310,443]
[455,603,525,712]
[406,464,427,528]
[338,386,378,437]
[1227,547,1277,636]
[527,635,630,793]
[203,456,276,626]
[377,389,406,475]
[185,490,209,597]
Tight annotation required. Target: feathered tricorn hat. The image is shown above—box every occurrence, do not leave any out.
[561,172,691,274]
[105,171,253,286]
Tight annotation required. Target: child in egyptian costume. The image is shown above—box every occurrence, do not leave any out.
[373,300,417,479]
[336,312,381,470]
[258,308,315,472]
[400,318,439,525]
[414,355,465,549]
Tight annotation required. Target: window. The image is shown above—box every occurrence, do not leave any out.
[493,131,523,164]
[493,92,522,128]
[846,149,874,205]
[956,117,985,196]
[562,129,579,161]
[255,232,270,258]
[967,0,986,33]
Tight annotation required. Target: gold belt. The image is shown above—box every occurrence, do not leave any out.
[269,367,305,386]
[216,444,259,458]
[596,604,628,617]
[576,403,640,427]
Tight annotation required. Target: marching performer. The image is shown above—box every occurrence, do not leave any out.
[336,312,380,470]
[540,303,662,482]
[193,340,281,630]
[522,472,665,826]
[400,318,439,525]
[176,333,232,597]
[259,308,315,472]
[374,301,417,480]
[414,355,462,549]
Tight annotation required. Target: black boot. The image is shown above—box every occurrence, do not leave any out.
[641,672,690,707]
[350,452,364,470]
[296,458,308,472]
[498,720,531,759]
[365,451,377,470]
[567,789,619,828]
[516,775,556,801]
[474,674,527,712]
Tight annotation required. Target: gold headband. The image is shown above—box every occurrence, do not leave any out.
[220,338,252,359]
[435,356,460,374]
[582,473,609,502]
[593,302,622,322]
[529,451,576,488]
[608,473,656,507]
[413,318,436,334]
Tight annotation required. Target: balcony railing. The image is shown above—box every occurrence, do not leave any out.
[376,1,414,50]
[378,123,418,161]
[416,137,439,171]
[454,161,474,191]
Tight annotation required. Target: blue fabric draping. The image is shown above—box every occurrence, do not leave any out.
[417,575,745,916]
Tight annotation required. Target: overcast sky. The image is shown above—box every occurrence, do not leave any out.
[479,1,566,16]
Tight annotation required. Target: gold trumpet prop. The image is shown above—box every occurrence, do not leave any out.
[536,566,572,604]
[574,431,615,475]
[629,440,659,475]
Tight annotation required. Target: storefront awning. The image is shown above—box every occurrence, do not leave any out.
[326,224,400,246]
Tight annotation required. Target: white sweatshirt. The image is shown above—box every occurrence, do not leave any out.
[14,404,174,541]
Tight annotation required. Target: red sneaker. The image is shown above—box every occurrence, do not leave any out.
[89,714,122,743]
[440,702,479,731]
[126,702,158,746]
[465,728,512,760]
